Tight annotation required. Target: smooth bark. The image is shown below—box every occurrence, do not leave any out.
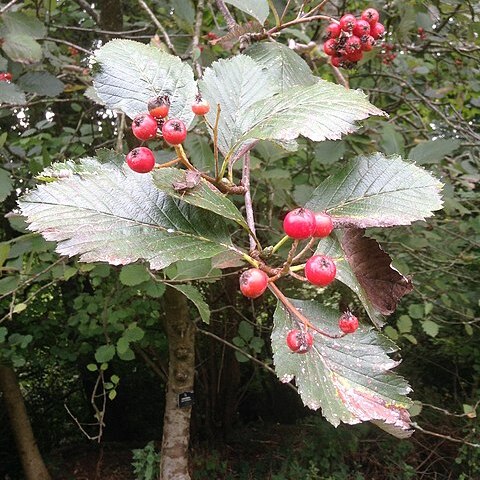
[159,286,195,480]
[0,365,52,480]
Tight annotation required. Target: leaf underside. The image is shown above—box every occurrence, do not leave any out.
[272,298,413,438]
[93,39,197,125]
[19,156,233,270]
[306,153,443,228]
[223,0,269,24]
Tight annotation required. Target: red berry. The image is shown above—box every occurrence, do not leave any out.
[207,32,218,40]
[361,35,376,52]
[148,95,170,119]
[132,113,158,141]
[331,56,345,68]
[353,19,371,37]
[283,208,316,239]
[371,22,385,40]
[313,212,333,238]
[338,312,359,334]
[126,147,156,173]
[286,329,314,354]
[346,49,363,62]
[323,38,337,56]
[239,268,269,299]
[162,118,187,145]
[345,35,361,54]
[305,255,336,287]
[361,8,380,25]
[326,23,341,39]
[192,96,210,115]
[339,14,357,32]
[0,72,12,82]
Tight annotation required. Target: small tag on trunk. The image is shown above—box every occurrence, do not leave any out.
[178,391,195,408]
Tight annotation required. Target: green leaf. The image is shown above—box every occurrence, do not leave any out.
[116,337,130,355]
[0,327,7,344]
[199,55,279,158]
[306,153,443,228]
[13,303,27,314]
[422,320,439,337]
[0,12,46,38]
[224,0,269,24]
[2,35,42,64]
[119,264,150,286]
[384,326,399,340]
[315,230,413,328]
[168,284,210,324]
[408,304,424,319]
[272,298,412,437]
[409,139,461,165]
[245,42,316,92]
[238,320,254,341]
[166,258,220,281]
[0,169,13,202]
[95,344,115,363]
[19,155,234,271]
[314,140,346,165]
[380,124,405,156]
[0,82,26,105]
[152,168,248,229]
[183,134,214,172]
[17,71,64,97]
[124,323,145,342]
[93,39,197,123]
[87,363,98,372]
[397,315,412,334]
[0,243,10,268]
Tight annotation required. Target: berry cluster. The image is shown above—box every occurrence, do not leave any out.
[323,7,385,69]
[125,94,210,174]
[0,72,12,82]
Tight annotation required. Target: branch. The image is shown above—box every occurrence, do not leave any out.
[43,37,93,55]
[215,0,237,31]
[73,0,100,24]
[0,0,20,14]
[191,0,206,78]
[137,0,177,54]
[411,422,480,448]
[242,152,258,252]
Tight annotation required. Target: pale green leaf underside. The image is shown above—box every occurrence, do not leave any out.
[306,153,443,228]
[272,299,412,437]
[224,0,269,24]
[152,168,248,229]
[241,82,386,150]
[199,55,279,158]
[409,138,461,165]
[168,283,210,324]
[93,39,197,124]
[19,157,234,271]
[245,43,316,92]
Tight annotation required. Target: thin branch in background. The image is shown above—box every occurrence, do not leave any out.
[0,0,20,14]
[242,152,258,252]
[197,327,298,392]
[115,113,126,153]
[215,0,237,31]
[72,0,100,24]
[330,64,349,88]
[43,37,93,55]
[411,422,480,449]
[53,25,149,35]
[137,0,177,54]
[191,0,205,78]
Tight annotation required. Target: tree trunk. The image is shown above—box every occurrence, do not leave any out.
[159,286,195,480]
[0,365,52,480]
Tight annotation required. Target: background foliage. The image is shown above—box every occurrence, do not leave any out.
[0,0,479,478]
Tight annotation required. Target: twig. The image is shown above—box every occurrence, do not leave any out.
[0,0,20,14]
[137,0,177,54]
[53,25,149,35]
[115,113,125,153]
[292,238,316,263]
[215,0,237,31]
[330,64,349,88]
[411,422,480,448]
[133,345,167,381]
[242,152,257,252]
[268,282,346,339]
[197,327,297,392]
[212,103,221,178]
[43,37,93,55]
[155,157,181,169]
[191,0,205,78]
[73,0,100,23]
